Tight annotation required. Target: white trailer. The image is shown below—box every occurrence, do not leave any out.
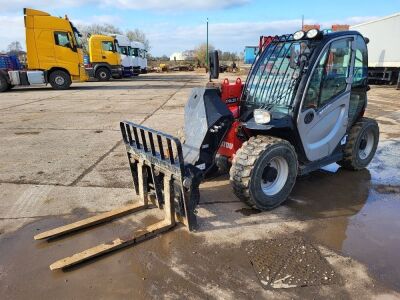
[351,13,400,85]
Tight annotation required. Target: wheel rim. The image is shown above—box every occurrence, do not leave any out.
[100,71,107,79]
[358,130,374,160]
[55,76,65,86]
[260,156,289,196]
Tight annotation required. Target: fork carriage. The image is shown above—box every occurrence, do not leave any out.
[35,121,202,270]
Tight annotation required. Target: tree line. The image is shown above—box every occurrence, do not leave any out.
[193,43,241,66]
[77,23,151,54]
[2,24,150,56]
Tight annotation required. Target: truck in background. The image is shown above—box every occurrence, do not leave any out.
[85,35,122,81]
[131,41,147,74]
[351,13,400,85]
[111,34,136,77]
[0,8,89,92]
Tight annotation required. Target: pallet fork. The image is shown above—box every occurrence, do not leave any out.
[34,121,201,270]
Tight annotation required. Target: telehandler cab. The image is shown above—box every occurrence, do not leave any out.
[35,29,379,270]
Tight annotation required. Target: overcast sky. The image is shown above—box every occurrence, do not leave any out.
[0,0,399,56]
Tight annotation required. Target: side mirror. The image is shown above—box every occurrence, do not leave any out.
[209,50,219,79]
[67,42,77,52]
[67,33,77,52]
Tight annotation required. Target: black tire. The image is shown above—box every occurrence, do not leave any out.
[230,136,298,210]
[95,67,111,81]
[0,73,10,92]
[338,117,379,170]
[49,70,71,90]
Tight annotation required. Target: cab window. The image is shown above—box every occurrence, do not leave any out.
[303,38,352,110]
[349,36,368,124]
[131,48,139,57]
[54,32,71,48]
[352,37,368,86]
[119,46,129,56]
[102,41,114,52]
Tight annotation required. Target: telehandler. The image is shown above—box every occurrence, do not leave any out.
[35,29,379,270]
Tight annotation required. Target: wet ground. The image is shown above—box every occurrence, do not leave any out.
[0,73,399,299]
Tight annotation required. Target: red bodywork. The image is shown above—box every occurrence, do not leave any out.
[259,36,273,52]
[217,78,247,160]
[217,37,273,161]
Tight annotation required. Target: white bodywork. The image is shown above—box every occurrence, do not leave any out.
[111,34,134,70]
[8,70,45,85]
[350,13,400,68]
[131,41,147,71]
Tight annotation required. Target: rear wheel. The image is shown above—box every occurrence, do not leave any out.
[49,70,71,90]
[230,136,298,210]
[0,73,10,92]
[95,67,111,81]
[338,117,379,170]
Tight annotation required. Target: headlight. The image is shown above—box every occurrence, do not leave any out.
[306,29,320,39]
[254,109,271,124]
[293,30,305,40]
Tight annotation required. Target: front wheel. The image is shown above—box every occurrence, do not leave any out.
[338,117,379,170]
[230,136,298,210]
[95,67,111,81]
[49,70,71,90]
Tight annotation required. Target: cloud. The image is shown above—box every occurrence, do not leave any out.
[1,0,250,13]
[99,0,250,10]
[72,15,123,26]
[0,13,380,56]
[0,1,83,13]
[147,19,304,55]
[147,16,380,56]
[320,16,379,28]
[0,15,25,52]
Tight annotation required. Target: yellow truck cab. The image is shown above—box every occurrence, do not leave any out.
[86,35,122,81]
[0,8,88,92]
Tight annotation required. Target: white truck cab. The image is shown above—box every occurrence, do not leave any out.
[131,41,147,74]
[112,34,134,77]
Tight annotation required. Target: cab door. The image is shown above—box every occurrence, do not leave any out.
[297,37,355,161]
[101,41,119,66]
[53,31,79,76]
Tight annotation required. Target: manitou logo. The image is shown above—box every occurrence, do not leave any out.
[226,97,238,104]
[221,141,233,149]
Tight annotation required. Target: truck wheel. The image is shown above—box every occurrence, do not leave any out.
[230,136,298,210]
[49,70,71,90]
[95,68,111,81]
[338,117,379,170]
[0,73,10,92]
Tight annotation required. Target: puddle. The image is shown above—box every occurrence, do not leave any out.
[286,140,400,291]
[235,207,261,216]
[0,215,268,299]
